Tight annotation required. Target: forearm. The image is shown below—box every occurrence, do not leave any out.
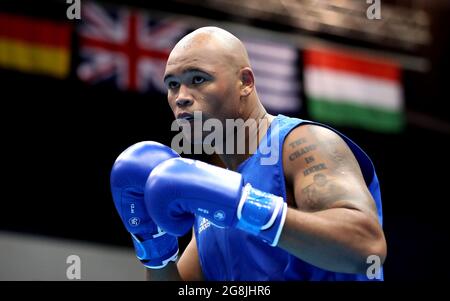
[145,262,183,281]
[278,207,386,274]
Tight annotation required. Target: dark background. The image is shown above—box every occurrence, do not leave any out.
[1,0,449,280]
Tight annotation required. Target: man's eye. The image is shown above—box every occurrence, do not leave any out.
[167,81,179,89]
[192,76,205,84]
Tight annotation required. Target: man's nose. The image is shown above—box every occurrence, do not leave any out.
[176,98,193,107]
[175,85,193,107]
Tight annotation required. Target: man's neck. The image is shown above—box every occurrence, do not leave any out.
[217,109,274,171]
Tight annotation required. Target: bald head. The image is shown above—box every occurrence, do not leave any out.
[163,26,261,124]
[167,27,251,70]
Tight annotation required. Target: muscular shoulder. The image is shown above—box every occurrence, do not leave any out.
[282,124,361,179]
[282,124,375,213]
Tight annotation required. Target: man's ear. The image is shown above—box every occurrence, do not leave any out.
[239,67,255,97]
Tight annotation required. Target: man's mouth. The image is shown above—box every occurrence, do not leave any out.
[176,112,195,122]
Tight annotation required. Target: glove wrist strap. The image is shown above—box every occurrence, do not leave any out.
[236,183,287,247]
[131,232,179,269]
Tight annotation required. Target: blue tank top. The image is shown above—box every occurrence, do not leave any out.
[194,114,384,281]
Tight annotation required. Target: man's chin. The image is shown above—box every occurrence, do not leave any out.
[182,132,210,145]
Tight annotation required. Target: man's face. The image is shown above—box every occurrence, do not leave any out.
[163,43,241,126]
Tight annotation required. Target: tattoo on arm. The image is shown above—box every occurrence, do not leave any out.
[300,173,347,211]
[288,138,307,148]
[307,125,353,170]
[303,163,327,176]
[286,126,368,213]
[289,144,317,161]
[304,156,315,164]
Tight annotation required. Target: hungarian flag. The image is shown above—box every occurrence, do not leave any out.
[304,48,404,132]
[0,13,72,78]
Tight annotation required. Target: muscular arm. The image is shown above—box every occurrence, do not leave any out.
[278,124,386,274]
[146,233,204,281]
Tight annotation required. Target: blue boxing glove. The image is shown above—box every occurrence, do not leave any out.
[110,141,179,269]
[145,158,287,247]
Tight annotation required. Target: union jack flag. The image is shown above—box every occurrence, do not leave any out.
[77,1,188,93]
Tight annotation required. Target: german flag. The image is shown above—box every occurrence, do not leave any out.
[0,13,72,78]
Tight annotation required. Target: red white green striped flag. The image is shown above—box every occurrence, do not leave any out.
[304,48,405,132]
